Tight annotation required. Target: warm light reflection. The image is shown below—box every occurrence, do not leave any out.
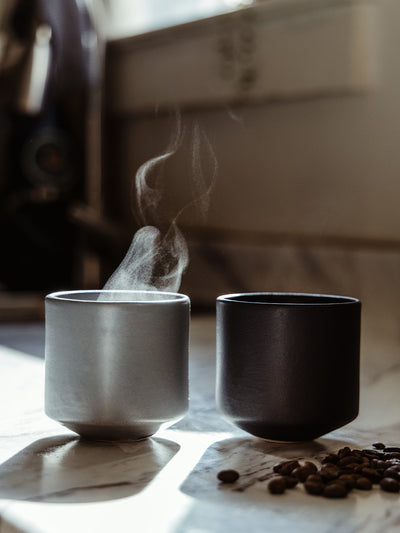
[135,430,232,530]
[147,430,231,489]
[224,0,254,7]
[104,0,255,39]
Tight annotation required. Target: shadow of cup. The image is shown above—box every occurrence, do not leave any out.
[180,434,359,498]
[0,434,179,503]
[175,435,362,533]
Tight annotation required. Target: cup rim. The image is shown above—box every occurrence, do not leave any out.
[46,290,190,304]
[217,292,360,306]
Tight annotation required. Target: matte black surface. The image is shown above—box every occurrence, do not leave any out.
[216,293,361,441]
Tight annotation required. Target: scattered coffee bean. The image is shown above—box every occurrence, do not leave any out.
[344,463,361,472]
[383,466,400,480]
[386,459,400,467]
[338,447,352,458]
[372,459,387,471]
[282,475,298,489]
[362,449,382,459]
[351,449,363,458]
[380,477,400,493]
[360,467,381,484]
[273,460,300,475]
[337,456,361,467]
[305,480,324,495]
[268,477,287,494]
[323,482,348,498]
[306,474,323,483]
[354,464,365,474]
[338,474,357,490]
[293,464,317,482]
[320,465,340,481]
[384,452,400,460]
[218,442,400,501]
[322,453,339,465]
[355,477,372,490]
[217,469,240,483]
[304,461,318,473]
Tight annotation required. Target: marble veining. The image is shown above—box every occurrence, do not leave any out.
[0,315,400,532]
[0,435,179,503]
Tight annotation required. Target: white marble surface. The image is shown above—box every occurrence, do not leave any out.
[0,315,400,532]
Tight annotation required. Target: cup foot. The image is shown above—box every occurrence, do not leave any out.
[233,420,352,442]
[58,421,161,441]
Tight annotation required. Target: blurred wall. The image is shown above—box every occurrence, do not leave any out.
[103,0,400,341]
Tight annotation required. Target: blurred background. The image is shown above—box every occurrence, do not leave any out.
[0,0,399,343]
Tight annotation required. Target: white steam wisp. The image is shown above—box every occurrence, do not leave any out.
[99,118,216,299]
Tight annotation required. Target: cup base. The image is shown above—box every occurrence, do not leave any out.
[59,421,162,441]
[258,438,302,444]
[233,419,357,442]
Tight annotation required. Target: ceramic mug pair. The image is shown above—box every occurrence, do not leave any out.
[45,290,361,442]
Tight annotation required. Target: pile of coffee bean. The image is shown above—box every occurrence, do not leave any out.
[269,443,400,498]
[216,443,400,499]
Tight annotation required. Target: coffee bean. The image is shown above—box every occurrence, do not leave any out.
[273,460,300,475]
[320,465,340,481]
[384,452,400,460]
[217,469,240,483]
[338,474,357,490]
[360,467,381,483]
[305,480,324,495]
[341,462,361,472]
[372,459,387,471]
[337,456,361,467]
[384,447,400,453]
[306,474,323,483]
[338,447,352,458]
[363,449,384,459]
[303,461,318,473]
[293,465,316,482]
[373,442,386,450]
[268,478,287,494]
[282,475,298,489]
[323,482,348,498]
[384,467,400,480]
[356,477,372,490]
[354,464,365,474]
[385,460,400,469]
[322,453,339,464]
[351,449,363,457]
[380,477,400,493]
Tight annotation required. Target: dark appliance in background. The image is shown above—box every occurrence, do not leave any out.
[0,0,103,292]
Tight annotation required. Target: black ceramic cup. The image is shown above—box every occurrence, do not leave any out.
[216,293,361,441]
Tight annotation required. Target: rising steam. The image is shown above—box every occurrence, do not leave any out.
[100,116,217,297]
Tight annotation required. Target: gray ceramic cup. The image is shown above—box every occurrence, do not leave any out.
[45,290,190,440]
[216,292,361,442]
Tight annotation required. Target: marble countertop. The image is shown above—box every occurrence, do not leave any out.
[0,315,400,533]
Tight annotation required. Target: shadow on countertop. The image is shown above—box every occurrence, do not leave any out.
[0,322,45,358]
[0,434,179,503]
